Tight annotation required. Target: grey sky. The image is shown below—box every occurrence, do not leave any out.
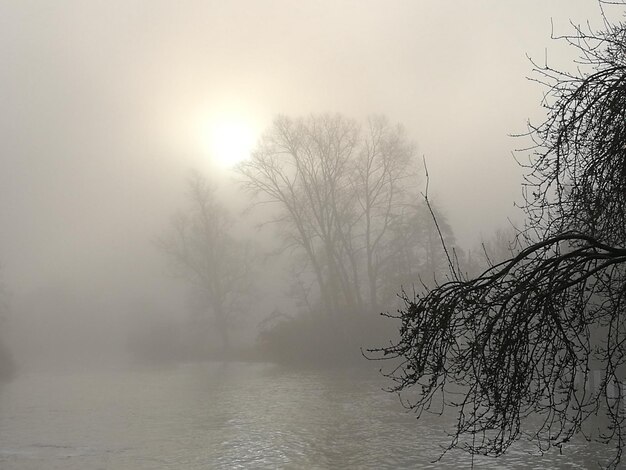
[0,0,608,300]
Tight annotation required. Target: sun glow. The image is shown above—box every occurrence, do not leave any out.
[202,117,256,168]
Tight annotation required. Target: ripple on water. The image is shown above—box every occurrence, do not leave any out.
[0,363,616,469]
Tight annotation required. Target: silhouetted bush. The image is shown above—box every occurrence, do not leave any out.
[257,309,397,367]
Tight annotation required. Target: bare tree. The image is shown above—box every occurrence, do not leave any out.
[159,171,252,354]
[353,116,419,311]
[370,8,626,468]
[237,114,422,316]
[380,201,456,300]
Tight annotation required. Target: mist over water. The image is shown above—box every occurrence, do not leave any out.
[0,363,608,469]
[0,1,618,468]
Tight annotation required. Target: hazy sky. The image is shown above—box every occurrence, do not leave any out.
[0,0,611,303]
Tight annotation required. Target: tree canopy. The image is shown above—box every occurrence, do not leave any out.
[370,9,626,468]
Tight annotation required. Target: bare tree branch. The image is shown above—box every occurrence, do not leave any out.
[369,9,626,469]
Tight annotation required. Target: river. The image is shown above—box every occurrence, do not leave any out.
[0,362,611,469]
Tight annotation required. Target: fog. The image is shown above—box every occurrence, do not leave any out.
[0,1,600,364]
[0,1,615,467]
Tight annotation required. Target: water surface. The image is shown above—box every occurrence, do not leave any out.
[0,362,610,468]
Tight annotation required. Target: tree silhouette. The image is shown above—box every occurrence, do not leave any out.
[370,9,626,468]
[159,171,252,354]
[237,114,430,316]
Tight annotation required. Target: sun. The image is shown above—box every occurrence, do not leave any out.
[203,117,256,168]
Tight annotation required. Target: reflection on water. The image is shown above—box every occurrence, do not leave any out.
[0,363,610,469]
